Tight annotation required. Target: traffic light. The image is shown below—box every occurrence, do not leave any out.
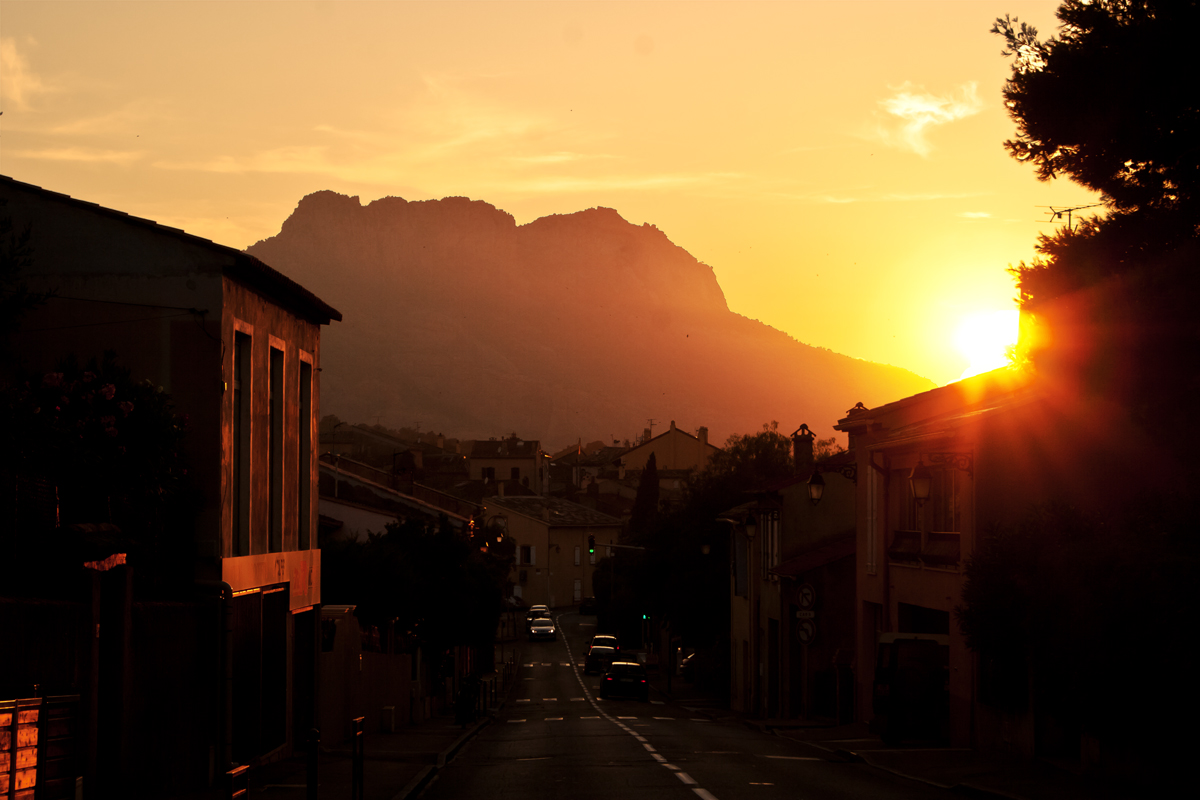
[587,534,595,555]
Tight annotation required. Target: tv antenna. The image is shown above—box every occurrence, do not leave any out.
[1036,203,1102,231]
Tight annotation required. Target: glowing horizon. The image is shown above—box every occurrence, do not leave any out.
[0,1,1098,387]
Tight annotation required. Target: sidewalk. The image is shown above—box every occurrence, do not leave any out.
[645,669,1137,800]
[240,710,494,800]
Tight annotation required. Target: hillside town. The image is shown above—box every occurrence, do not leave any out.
[2,2,1196,799]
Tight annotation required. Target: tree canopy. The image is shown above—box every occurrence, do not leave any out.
[996,1,1200,455]
[994,1,1200,216]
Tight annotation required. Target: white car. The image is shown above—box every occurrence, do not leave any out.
[528,617,557,641]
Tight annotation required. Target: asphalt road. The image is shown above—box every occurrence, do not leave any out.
[421,611,946,800]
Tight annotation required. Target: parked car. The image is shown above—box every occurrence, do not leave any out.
[579,596,597,615]
[528,617,557,642]
[526,604,549,631]
[589,634,619,652]
[599,661,649,701]
[584,645,617,674]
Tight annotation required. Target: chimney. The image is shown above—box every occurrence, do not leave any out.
[792,423,815,474]
[698,426,708,446]
[670,420,676,431]
[643,427,652,444]
[436,434,445,450]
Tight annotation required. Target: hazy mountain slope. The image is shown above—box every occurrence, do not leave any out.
[247,191,934,446]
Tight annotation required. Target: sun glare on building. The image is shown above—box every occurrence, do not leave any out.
[955,310,1019,381]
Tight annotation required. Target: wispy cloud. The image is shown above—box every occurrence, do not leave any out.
[508,152,617,165]
[959,211,992,219]
[870,82,982,157]
[15,147,143,165]
[809,190,985,205]
[1,38,49,110]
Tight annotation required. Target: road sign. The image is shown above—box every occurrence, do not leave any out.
[798,583,816,610]
[797,618,817,645]
[795,609,815,620]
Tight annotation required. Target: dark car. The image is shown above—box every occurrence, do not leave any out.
[599,661,649,701]
[584,645,617,675]
[589,634,619,652]
[525,604,549,631]
[528,617,557,642]
[579,596,597,615]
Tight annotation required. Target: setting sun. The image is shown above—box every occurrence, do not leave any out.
[955,310,1019,381]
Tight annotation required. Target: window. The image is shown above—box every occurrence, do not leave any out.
[482,466,495,482]
[866,462,878,575]
[574,545,581,566]
[233,331,252,556]
[520,545,535,565]
[298,359,312,550]
[573,579,582,603]
[268,346,284,553]
[760,510,780,572]
[511,467,520,481]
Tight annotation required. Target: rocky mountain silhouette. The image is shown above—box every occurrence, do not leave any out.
[247,191,934,448]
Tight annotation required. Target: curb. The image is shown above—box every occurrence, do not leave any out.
[388,702,503,800]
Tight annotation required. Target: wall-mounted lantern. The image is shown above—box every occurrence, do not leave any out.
[909,460,932,505]
[806,470,825,505]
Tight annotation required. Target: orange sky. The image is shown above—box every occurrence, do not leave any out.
[0,0,1096,386]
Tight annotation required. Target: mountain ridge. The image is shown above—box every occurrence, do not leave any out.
[247,191,934,447]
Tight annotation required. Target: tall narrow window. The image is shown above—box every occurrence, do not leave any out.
[233,332,252,556]
[269,346,284,553]
[298,359,312,550]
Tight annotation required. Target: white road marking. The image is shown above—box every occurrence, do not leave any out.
[617,716,636,720]
[675,772,697,785]
[662,763,680,770]
[580,716,600,719]
[560,662,571,666]
[651,754,667,763]
[642,743,657,753]
[634,736,647,742]
[764,755,821,761]
[542,698,557,701]
[571,697,586,701]
[545,717,563,721]
[653,716,674,720]
[522,663,534,667]
[508,719,525,724]
[516,699,530,703]
[693,790,720,800]
[541,663,552,666]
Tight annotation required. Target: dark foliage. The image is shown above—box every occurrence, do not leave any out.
[321,514,514,660]
[629,451,659,537]
[996,1,1200,463]
[0,352,195,596]
[994,2,1200,216]
[957,502,1198,742]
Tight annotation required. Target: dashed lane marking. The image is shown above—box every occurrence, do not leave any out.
[545,717,564,721]
[642,743,657,753]
[634,736,647,742]
[542,698,557,701]
[515,699,530,703]
[571,697,586,701]
[675,772,697,785]
[651,754,667,763]
[617,716,636,719]
[693,790,719,800]
[653,717,674,720]
[662,763,680,771]
[508,719,526,724]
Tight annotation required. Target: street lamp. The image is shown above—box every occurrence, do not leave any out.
[909,460,932,505]
[806,470,825,505]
